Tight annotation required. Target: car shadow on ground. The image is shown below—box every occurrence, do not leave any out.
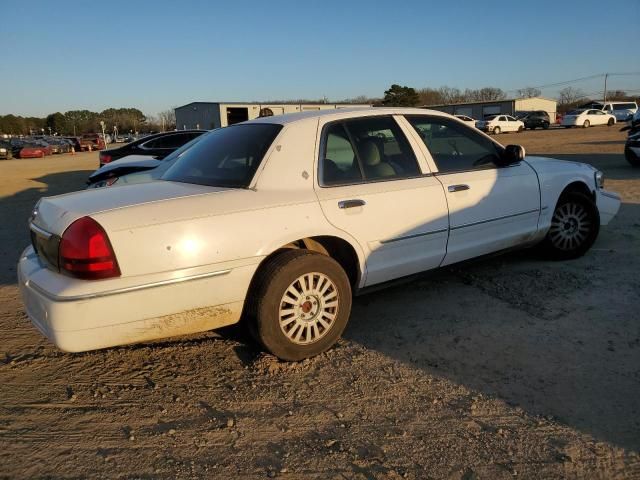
[0,170,92,285]
[4,167,638,455]
[340,201,640,452]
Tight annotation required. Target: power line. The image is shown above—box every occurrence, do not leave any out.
[505,72,640,95]
[505,74,605,93]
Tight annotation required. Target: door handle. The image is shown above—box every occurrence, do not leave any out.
[448,184,470,193]
[338,199,366,209]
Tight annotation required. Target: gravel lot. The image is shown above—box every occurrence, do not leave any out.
[1,126,639,479]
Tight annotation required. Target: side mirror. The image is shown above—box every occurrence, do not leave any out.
[499,144,525,166]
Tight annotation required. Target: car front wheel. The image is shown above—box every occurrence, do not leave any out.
[583,120,590,128]
[493,126,501,135]
[540,192,600,260]
[247,250,352,361]
[607,118,615,126]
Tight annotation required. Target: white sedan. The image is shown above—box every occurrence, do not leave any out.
[561,109,616,128]
[18,108,621,361]
[476,114,525,134]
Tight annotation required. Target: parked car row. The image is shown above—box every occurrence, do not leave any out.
[0,136,77,159]
[581,101,638,122]
[453,107,622,133]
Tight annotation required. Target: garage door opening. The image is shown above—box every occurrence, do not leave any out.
[227,107,249,125]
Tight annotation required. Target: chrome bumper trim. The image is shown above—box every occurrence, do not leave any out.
[26,269,232,302]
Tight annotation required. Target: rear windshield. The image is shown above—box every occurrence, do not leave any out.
[568,110,585,115]
[162,123,282,188]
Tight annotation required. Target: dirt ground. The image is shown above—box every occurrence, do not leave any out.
[1,127,639,479]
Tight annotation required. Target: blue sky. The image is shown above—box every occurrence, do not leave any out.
[1,0,638,116]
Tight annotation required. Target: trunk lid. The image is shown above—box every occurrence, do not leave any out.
[31,181,229,236]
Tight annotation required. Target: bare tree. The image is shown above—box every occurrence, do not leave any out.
[606,90,631,101]
[558,87,586,106]
[417,88,444,106]
[517,87,542,98]
[438,86,465,103]
[158,108,177,131]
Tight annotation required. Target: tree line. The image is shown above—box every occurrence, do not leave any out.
[0,107,176,136]
[349,84,637,113]
[2,85,637,135]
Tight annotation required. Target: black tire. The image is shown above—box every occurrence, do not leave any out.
[517,125,524,133]
[530,126,536,130]
[539,192,600,260]
[625,145,640,167]
[246,249,352,361]
[542,122,549,130]
[607,118,615,126]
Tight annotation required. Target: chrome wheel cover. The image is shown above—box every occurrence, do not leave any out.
[549,202,591,251]
[278,272,339,345]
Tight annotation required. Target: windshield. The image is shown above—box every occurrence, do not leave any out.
[162,123,282,188]
[613,103,636,111]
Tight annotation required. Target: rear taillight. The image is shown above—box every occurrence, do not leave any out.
[59,216,120,279]
[100,153,112,164]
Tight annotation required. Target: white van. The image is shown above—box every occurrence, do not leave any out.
[602,101,638,121]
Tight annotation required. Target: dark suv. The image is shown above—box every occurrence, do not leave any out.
[516,110,551,130]
[99,130,206,167]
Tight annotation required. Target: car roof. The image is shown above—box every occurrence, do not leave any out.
[248,107,451,125]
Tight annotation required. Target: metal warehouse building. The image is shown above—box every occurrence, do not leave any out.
[175,102,371,130]
[427,96,558,122]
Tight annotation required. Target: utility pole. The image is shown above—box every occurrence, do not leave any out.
[603,73,608,103]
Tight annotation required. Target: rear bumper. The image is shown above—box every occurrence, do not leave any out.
[596,190,621,225]
[18,247,257,352]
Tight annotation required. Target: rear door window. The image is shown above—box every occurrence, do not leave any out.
[320,116,421,186]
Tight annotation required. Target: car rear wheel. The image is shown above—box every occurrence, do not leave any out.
[607,118,615,126]
[583,120,590,128]
[543,122,549,129]
[247,249,352,361]
[493,126,501,135]
[539,192,600,260]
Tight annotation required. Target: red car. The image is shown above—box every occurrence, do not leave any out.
[19,142,53,158]
[80,133,106,151]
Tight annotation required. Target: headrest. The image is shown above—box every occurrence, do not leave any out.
[359,139,381,166]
